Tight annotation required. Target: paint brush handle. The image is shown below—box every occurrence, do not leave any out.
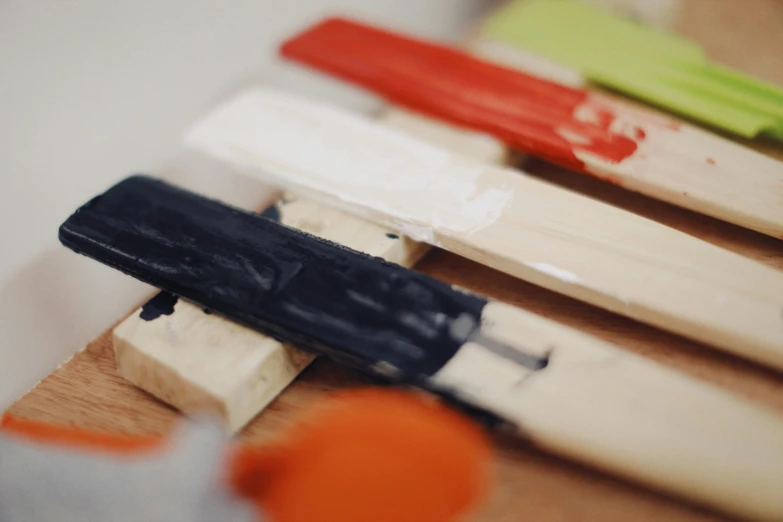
[430,301,783,521]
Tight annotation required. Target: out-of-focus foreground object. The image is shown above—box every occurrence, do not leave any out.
[0,415,256,522]
[234,388,492,522]
[0,388,491,522]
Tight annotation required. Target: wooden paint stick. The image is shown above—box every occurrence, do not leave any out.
[61,175,783,521]
[279,18,783,239]
[114,110,506,433]
[183,88,783,371]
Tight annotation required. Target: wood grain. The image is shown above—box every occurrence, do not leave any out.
[5,1,783,520]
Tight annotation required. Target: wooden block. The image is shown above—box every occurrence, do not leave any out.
[114,110,506,433]
[471,35,783,238]
[63,175,783,521]
[113,197,425,432]
[184,88,783,371]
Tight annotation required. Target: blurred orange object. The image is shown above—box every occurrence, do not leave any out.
[233,388,492,522]
[1,388,492,522]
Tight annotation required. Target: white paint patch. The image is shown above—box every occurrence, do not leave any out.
[527,262,583,285]
[527,261,632,307]
[380,108,507,164]
[185,88,513,241]
[393,219,437,246]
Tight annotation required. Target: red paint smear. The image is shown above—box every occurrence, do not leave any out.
[706,157,716,165]
[280,18,639,172]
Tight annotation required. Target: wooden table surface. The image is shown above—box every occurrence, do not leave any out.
[6,1,783,520]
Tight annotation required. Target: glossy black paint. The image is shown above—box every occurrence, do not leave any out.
[139,291,179,321]
[138,202,284,322]
[59,175,488,381]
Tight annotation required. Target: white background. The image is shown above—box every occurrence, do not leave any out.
[0,0,495,408]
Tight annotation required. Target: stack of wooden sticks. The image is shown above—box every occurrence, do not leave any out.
[7,1,783,521]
